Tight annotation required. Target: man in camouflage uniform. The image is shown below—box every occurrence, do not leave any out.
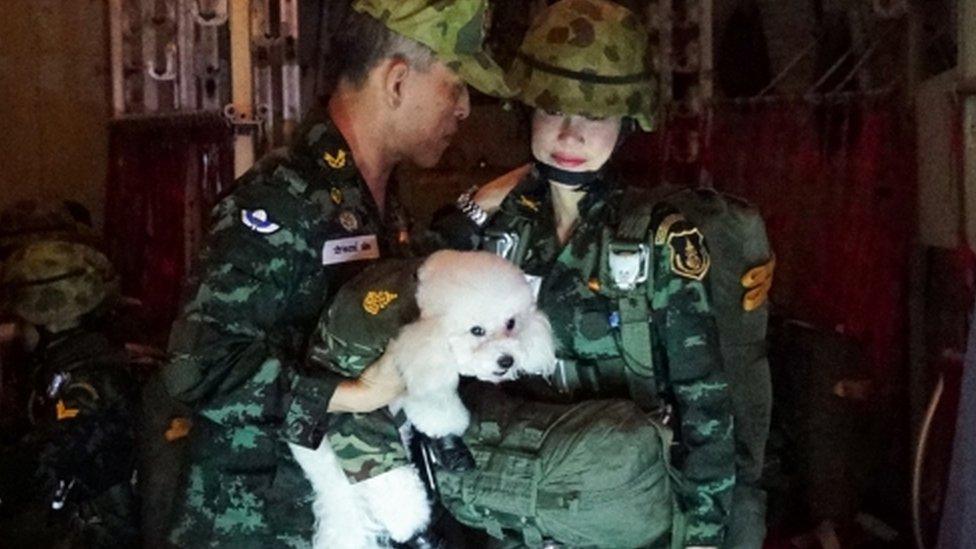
[434,1,735,546]
[161,1,513,547]
[0,239,139,548]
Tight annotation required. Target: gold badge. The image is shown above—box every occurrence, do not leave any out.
[165,417,193,442]
[56,399,79,421]
[667,228,710,280]
[741,255,775,311]
[363,291,398,315]
[517,195,540,212]
[323,149,347,169]
[330,187,343,205]
[339,210,359,232]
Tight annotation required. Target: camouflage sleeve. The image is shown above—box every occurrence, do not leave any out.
[412,204,483,253]
[651,214,735,547]
[163,182,340,449]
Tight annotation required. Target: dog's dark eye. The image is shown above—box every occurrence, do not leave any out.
[506,318,515,330]
[470,326,486,337]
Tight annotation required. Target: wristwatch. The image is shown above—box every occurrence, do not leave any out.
[456,186,488,227]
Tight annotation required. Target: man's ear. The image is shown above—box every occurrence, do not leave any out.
[380,58,410,109]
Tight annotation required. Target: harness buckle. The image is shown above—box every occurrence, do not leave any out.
[607,243,650,291]
[484,230,520,262]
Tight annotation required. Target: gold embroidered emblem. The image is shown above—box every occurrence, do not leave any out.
[56,399,79,421]
[517,195,540,212]
[741,255,775,311]
[323,149,347,169]
[330,187,343,205]
[667,228,710,280]
[339,210,359,232]
[363,291,398,315]
[165,417,193,442]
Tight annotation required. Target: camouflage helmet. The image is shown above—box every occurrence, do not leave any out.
[1,240,120,333]
[508,0,656,130]
[0,200,98,261]
[353,0,515,98]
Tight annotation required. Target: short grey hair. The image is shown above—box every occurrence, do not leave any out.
[330,6,437,88]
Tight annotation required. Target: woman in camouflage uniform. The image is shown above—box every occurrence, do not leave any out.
[437,1,735,547]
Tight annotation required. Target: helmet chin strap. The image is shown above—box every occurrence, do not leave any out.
[534,160,602,189]
[533,117,633,190]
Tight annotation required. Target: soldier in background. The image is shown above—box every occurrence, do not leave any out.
[0,200,101,446]
[0,239,140,548]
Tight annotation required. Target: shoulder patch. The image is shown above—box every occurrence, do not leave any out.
[667,227,710,280]
[241,208,281,234]
[654,213,684,244]
[56,399,79,420]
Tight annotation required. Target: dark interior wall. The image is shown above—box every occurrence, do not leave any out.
[0,0,109,229]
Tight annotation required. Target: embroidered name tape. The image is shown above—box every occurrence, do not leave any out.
[322,234,380,265]
[241,209,281,234]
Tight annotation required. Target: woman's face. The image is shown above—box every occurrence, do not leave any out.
[531,109,622,173]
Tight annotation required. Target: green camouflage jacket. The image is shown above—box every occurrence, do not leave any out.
[162,116,411,546]
[477,174,735,547]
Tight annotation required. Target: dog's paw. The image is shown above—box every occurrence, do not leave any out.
[429,434,476,472]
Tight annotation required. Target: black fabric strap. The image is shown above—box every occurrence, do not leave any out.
[533,160,601,189]
[518,53,652,85]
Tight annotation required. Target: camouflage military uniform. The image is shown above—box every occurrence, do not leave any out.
[163,0,514,544]
[432,1,734,545]
[469,174,735,547]
[0,240,138,548]
[162,117,414,547]
[0,329,140,548]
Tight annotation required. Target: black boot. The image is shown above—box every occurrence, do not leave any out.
[429,434,476,472]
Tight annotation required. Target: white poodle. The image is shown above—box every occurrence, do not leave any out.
[289,250,556,549]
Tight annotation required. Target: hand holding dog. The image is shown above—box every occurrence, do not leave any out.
[328,352,405,413]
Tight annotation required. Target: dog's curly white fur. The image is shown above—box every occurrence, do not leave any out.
[290,251,556,548]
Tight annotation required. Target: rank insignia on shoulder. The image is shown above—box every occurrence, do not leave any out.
[667,228,710,280]
[363,290,398,315]
[241,209,281,235]
[56,399,79,421]
[339,210,360,232]
[323,149,347,169]
[517,195,540,212]
[330,187,344,205]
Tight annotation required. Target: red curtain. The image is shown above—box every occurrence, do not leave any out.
[105,114,233,341]
[704,98,917,376]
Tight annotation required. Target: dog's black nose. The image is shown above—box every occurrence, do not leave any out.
[497,354,514,370]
